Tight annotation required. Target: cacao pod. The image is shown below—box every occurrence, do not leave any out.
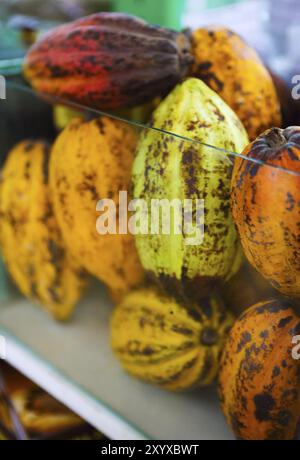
[50,116,144,303]
[53,104,85,131]
[111,287,234,390]
[231,126,300,298]
[0,140,88,320]
[190,26,281,141]
[133,78,249,301]
[12,386,83,436]
[112,97,161,124]
[219,299,300,440]
[23,13,192,110]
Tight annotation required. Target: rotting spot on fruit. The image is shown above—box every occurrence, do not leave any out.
[236,331,252,353]
[253,392,275,422]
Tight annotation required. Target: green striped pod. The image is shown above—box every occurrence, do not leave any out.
[132,78,249,301]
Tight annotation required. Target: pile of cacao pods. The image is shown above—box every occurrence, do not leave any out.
[1,12,300,440]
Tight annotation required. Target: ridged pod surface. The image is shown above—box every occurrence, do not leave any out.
[111,287,234,390]
[23,12,192,110]
[50,117,144,302]
[231,126,300,298]
[133,78,249,301]
[190,26,281,141]
[219,299,300,440]
[0,141,87,320]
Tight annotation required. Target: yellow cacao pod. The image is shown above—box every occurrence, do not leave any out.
[190,26,281,141]
[53,104,85,131]
[0,140,87,320]
[111,287,234,391]
[50,117,144,303]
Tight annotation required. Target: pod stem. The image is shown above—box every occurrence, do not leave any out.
[264,127,287,149]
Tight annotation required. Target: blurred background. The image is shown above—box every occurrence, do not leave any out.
[0,0,299,79]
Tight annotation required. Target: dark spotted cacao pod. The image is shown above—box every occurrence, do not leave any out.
[111,287,234,390]
[231,126,300,298]
[190,26,281,141]
[23,13,192,110]
[219,299,300,440]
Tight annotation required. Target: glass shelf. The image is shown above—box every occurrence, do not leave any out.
[2,78,299,175]
[0,284,233,440]
[0,75,298,441]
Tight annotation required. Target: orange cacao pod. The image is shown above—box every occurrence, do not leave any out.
[190,26,281,140]
[231,126,300,298]
[219,299,300,440]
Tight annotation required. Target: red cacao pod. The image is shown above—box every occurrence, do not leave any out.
[231,126,300,297]
[23,13,192,110]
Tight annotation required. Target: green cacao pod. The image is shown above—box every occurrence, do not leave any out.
[132,78,249,301]
[111,287,234,390]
